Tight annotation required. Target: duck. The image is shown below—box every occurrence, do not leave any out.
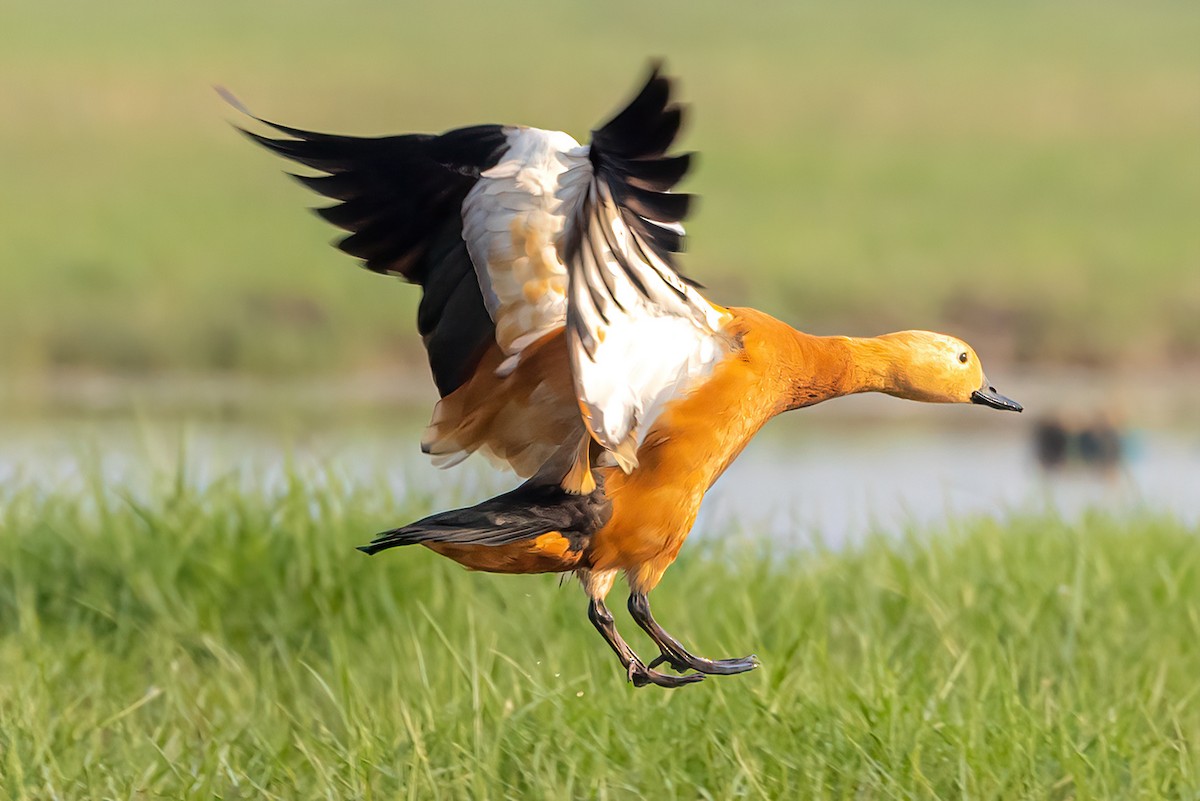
[1034,411,1125,474]
[226,64,1022,688]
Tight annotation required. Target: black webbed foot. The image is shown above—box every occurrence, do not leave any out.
[588,598,705,689]
[647,651,760,675]
[628,592,761,677]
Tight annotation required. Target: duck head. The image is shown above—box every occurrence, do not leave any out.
[875,331,1023,412]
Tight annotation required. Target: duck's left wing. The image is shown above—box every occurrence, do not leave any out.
[219,87,510,399]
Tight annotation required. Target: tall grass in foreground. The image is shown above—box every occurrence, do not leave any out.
[1,472,1198,799]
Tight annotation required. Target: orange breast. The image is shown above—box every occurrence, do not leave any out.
[584,309,798,592]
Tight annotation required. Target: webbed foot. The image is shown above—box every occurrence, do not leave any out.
[629,592,761,677]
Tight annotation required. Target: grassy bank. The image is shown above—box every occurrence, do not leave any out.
[3,1,1200,376]
[1,473,1198,798]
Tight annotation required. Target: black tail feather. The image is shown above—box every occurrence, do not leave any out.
[358,482,610,556]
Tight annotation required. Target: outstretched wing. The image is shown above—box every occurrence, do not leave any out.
[228,65,730,484]
[221,87,509,397]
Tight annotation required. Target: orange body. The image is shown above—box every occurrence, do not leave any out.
[413,305,1006,588]
[426,531,585,574]
[419,307,865,586]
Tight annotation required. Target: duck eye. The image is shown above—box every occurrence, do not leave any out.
[958,352,969,364]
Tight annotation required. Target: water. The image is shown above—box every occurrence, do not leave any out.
[703,421,1200,548]
[3,407,1197,549]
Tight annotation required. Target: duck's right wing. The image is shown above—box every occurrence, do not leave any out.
[426,66,732,479]
[557,67,731,470]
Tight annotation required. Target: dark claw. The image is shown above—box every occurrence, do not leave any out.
[650,651,760,675]
[700,655,759,675]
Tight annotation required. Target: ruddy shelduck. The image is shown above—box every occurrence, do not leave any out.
[230,65,1022,688]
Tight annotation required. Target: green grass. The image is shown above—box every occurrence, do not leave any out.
[2,470,1199,798]
[2,0,1200,377]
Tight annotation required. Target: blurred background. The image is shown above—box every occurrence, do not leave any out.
[3,0,1199,541]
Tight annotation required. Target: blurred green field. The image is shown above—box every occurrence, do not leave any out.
[3,0,1200,378]
[2,472,1198,798]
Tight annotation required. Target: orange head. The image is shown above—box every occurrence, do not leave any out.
[873,331,1022,411]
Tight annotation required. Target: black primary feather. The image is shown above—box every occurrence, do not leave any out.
[561,64,698,287]
[221,87,509,396]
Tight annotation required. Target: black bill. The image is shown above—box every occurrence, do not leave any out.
[971,383,1023,412]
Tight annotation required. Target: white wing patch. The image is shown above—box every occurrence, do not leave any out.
[562,177,729,470]
[461,128,581,364]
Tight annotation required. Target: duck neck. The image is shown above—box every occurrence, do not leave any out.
[781,331,901,410]
[840,335,904,396]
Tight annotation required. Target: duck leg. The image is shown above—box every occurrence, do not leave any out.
[627,592,760,675]
[587,599,704,688]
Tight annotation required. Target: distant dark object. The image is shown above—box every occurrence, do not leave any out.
[1034,413,1125,473]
